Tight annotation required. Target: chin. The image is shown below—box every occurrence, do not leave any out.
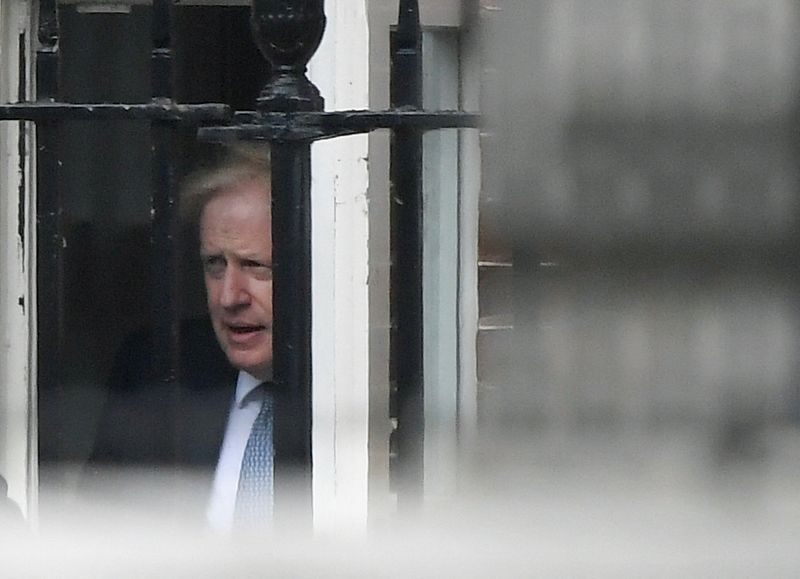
[229,354,270,379]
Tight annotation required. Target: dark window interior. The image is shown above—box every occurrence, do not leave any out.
[39,3,269,498]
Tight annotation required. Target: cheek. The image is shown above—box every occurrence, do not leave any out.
[204,279,221,310]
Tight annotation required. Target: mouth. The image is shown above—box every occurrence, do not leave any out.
[225,323,268,341]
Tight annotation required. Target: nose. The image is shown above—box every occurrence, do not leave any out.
[219,266,250,309]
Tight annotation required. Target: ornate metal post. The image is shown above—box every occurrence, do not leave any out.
[250,0,325,113]
[250,0,325,527]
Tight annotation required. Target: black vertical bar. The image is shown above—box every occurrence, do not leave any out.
[271,141,313,529]
[249,0,325,529]
[391,0,424,504]
[150,0,181,460]
[36,0,64,464]
[152,0,172,101]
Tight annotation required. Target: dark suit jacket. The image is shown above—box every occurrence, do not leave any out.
[86,317,236,511]
[85,317,310,523]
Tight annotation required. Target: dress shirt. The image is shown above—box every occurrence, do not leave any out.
[206,370,268,533]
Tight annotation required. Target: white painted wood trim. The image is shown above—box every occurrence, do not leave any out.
[0,0,34,520]
[421,30,460,499]
[457,12,481,452]
[365,0,394,524]
[309,0,374,535]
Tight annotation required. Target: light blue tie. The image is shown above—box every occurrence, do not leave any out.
[234,385,274,526]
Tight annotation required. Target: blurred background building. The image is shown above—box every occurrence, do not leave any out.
[476,0,800,468]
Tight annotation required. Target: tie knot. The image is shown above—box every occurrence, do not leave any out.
[240,381,272,408]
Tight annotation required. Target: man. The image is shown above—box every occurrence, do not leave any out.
[88,146,277,532]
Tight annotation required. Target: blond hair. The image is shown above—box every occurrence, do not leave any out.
[180,144,271,230]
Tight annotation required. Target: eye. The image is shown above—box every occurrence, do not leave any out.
[244,260,273,281]
[202,255,226,278]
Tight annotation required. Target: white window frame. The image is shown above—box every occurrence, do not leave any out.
[309,0,374,535]
[312,0,479,526]
[422,15,481,500]
[0,0,35,521]
[366,0,480,504]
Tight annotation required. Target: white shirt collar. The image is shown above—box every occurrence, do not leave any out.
[234,371,267,408]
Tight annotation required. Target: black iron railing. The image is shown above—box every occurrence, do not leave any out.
[0,0,479,519]
[33,0,64,458]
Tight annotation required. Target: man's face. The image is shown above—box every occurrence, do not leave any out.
[199,179,273,380]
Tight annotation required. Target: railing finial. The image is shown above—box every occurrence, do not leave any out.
[251,0,326,113]
[396,0,421,50]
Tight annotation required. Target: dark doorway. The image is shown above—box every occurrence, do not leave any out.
[38,2,268,508]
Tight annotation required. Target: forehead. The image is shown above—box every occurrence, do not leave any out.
[200,179,270,223]
[199,180,271,246]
